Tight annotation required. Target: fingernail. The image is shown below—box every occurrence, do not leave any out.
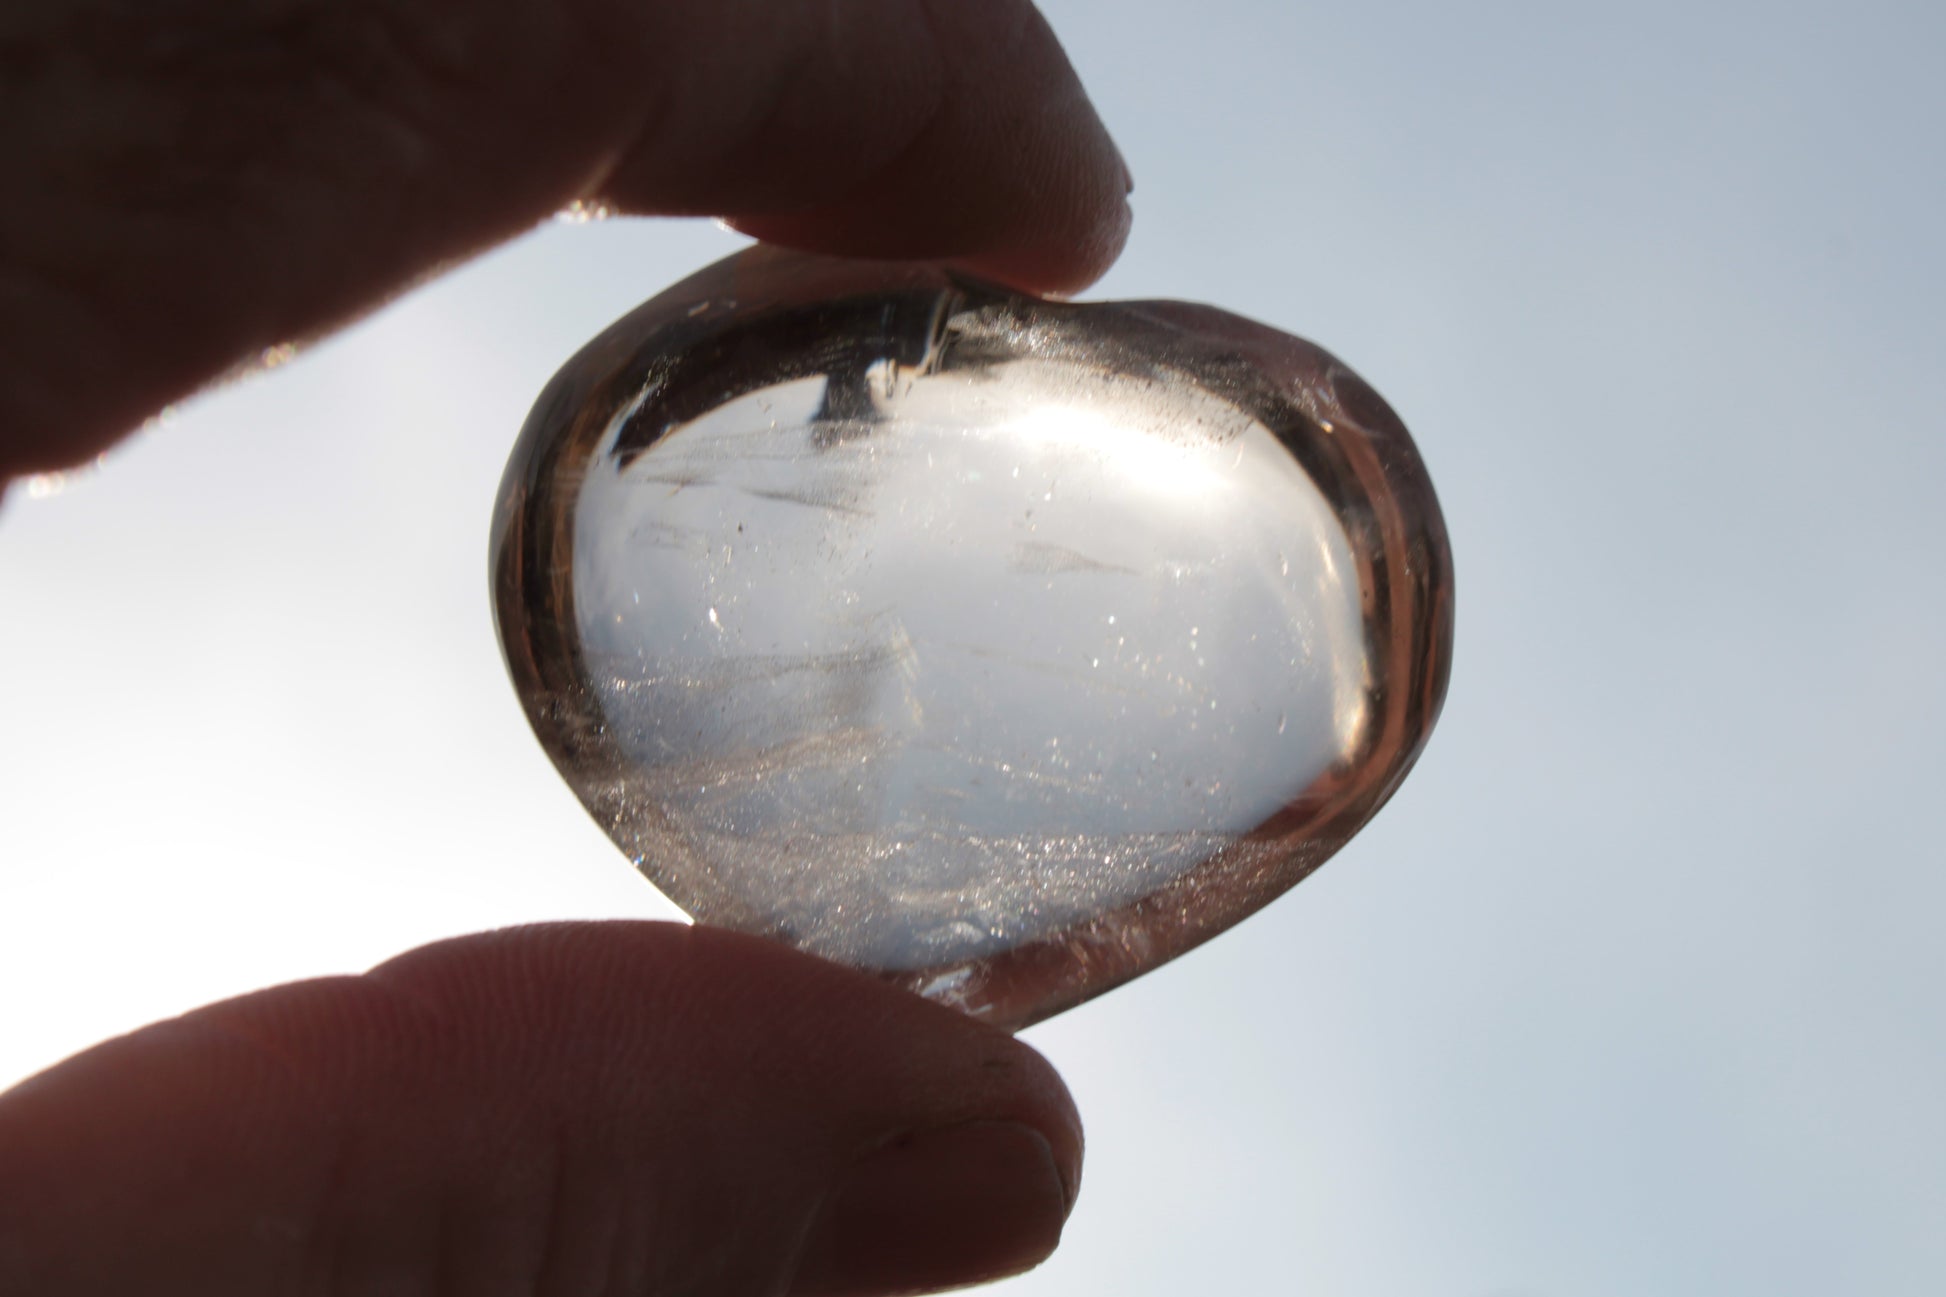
[791,1121,1073,1296]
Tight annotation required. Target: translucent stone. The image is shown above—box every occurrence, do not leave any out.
[492,248,1453,1028]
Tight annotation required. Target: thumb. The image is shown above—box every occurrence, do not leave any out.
[0,923,1082,1297]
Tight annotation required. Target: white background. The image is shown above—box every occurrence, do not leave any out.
[5,1,1943,1292]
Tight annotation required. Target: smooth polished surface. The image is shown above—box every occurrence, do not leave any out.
[494,248,1451,1027]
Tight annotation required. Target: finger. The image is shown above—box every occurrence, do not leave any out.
[0,922,1082,1297]
[0,0,1131,479]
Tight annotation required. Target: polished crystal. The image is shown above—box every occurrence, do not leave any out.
[493,248,1452,1028]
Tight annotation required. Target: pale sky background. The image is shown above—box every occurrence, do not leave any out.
[4,1,1943,1293]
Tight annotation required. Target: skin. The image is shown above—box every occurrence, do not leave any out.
[0,2,1131,1293]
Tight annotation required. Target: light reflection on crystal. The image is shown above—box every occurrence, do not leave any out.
[493,248,1452,1027]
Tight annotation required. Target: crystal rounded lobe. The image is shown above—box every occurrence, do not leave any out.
[493,249,1452,1028]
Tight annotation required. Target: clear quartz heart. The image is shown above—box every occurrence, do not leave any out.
[492,248,1452,1028]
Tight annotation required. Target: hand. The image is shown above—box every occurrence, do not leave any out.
[0,0,1131,479]
[0,3,1131,1294]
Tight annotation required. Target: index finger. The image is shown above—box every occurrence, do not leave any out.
[0,0,1131,478]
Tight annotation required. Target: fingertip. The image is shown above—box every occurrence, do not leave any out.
[706,0,1135,298]
[791,1120,1072,1296]
[719,117,1134,299]
[954,191,1134,298]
